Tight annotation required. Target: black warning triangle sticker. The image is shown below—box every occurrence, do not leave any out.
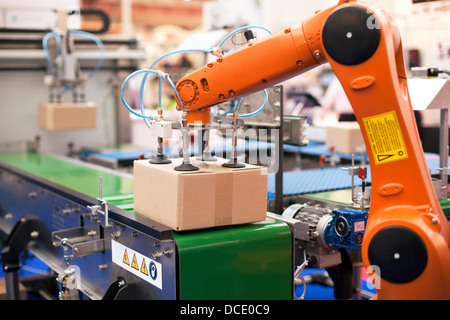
[131,253,139,270]
[377,154,394,162]
[123,249,130,265]
[140,258,149,276]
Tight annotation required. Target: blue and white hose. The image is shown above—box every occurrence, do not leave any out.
[121,25,272,129]
[138,48,214,116]
[42,30,104,80]
[42,31,62,75]
[236,89,269,119]
[121,68,186,129]
[121,69,157,120]
[68,29,105,80]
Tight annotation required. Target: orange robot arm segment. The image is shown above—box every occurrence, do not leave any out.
[174,5,338,123]
[176,0,450,299]
[320,3,450,299]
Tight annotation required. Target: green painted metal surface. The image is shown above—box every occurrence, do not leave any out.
[0,151,134,209]
[439,197,450,218]
[174,218,293,300]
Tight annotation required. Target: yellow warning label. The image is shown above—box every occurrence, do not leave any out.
[112,240,163,289]
[131,253,139,270]
[123,249,130,265]
[362,111,408,165]
[140,258,149,276]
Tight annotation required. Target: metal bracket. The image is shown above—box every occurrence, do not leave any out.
[269,211,309,241]
[52,225,109,258]
[209,115,245,130]
[85,176,111,226]
[437,166,450,198]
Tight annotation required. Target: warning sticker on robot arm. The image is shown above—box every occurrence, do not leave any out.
[362,111,408,165]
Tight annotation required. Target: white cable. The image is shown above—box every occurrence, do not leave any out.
[293,252,309,300]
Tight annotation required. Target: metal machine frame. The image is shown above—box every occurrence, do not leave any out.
[0,158,176,300]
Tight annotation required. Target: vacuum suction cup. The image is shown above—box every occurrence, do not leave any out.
[149,154,172,164]
[174,163,199,171]
[222,158,245,168]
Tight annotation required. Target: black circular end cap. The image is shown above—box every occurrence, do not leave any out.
[335,217,349,237]
[368,226,428,284]
[322,6,381,65]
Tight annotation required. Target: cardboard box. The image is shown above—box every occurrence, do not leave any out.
[39,102,97,131]
[133,157,268,231]
[325,122,365,154]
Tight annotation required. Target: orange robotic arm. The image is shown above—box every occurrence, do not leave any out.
[176,0,450,299]
[175,3,333,123]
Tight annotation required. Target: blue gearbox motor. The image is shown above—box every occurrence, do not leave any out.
[321,208,368,250]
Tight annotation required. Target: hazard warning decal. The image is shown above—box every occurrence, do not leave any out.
[362,111,408,165]
[112,240,162,289]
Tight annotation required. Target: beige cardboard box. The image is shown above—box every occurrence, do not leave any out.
[133,157,268,231]
[39,102,97,131]
[325,122,365,154]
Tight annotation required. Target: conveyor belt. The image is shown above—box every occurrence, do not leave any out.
[1,150,444,205]
[267,166,372,199]
[0,151,135,210]
[284,141,444,167]
[283,141,369,162]
[81,140,275,167]
[268,152,445,199]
